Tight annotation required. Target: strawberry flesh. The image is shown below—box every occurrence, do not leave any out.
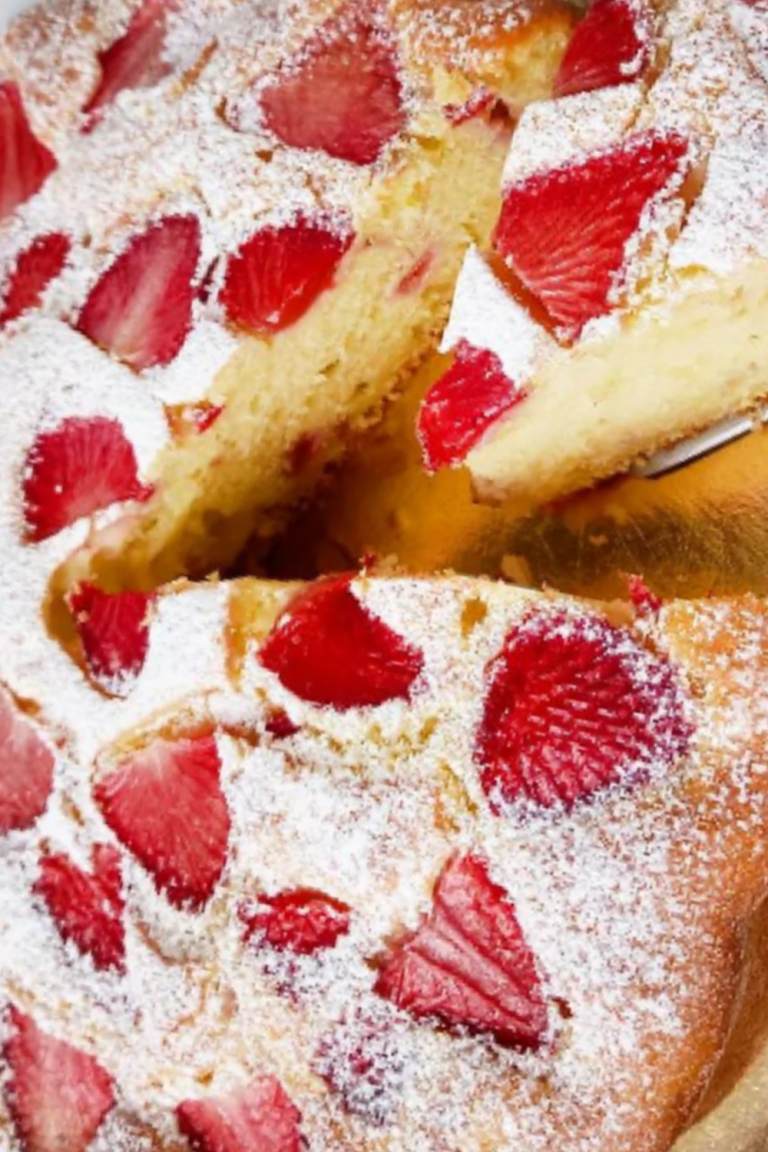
[554,0,652,98]
[0,82,57,223]
[177,1075,304,1152]
[418,340,527,471]
[23,415,151,543]
[259,574,424,710]
[493,131,690,337]
[259,4,405,165]
[314,1010,405,1126]
[77,214,201,370]
[628,574,663,616]
[475,610,691,812]
[0,684,54,836]
[0,233,70,326]
[94,733,230,910]
[83,0,178,124]
[3,1006,114,1152]
[376,852,548,1048]
[240,889,351,955]
[220,216,354,334]
[34,845,126,973]
[68,583,154,697]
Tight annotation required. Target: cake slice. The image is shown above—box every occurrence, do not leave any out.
[419,0,768,505]
[0,0,575,594]
[2,570,768,1152]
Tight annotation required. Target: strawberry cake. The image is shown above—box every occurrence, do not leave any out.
[418,0,768,505]
[3,569,768,1152]
[0,0,574,593]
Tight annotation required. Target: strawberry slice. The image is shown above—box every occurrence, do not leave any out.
[34,845,126,973]
[83,0,179,124]
[239,889,351,956]
[314,1009,404,1126]
[68,583,154,697]
[554,0,652,98]
[94,733,230,910]
[475,610,691,812]
[0,233,71,326]
[219,216,354,335]
[259,575,424,710]
[0,684,54,837]
[0,82,57,223]
[77,214,201,371]
[375,853,548,1049]
[176,1075,304,1152]
[259,4,405,165]
[418,341,526,471]
[493,131,690,336]
[22,415,151,543]
[3,1006,115,1152]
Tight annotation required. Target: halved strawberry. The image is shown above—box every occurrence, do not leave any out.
[376,853,547,1048]
[77,214,201,370]
[0,82,57,223]
[259,575,424,710]
[3,1006,115,1152]
[22,415,151,543]
[176,1075,304,1152]
[94,733,230,910]
[68,583,154,697]
[493,131,690,336]
[0,233,71,326]
[83,0,179,124]
[554,0,652,98]
[314,1009,404,1126]
[239,889,351,956]
[418,341,526,471]
[258,4,405,165]
[34,844,126,973]
[219,216,354,335]
[475,610,691,812]
[0,684,54,837]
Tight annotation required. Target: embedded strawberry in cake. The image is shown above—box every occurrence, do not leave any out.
[256,4,405,166]
[94,733,230,910]
[177,1075,304,1152]
[0,234,70,327]
[2,1007,114,1152]
[67,584,154,697]
[375,852,548,1049]
[83,0,179,125]
[553,0,653,98]
[34,845,126,973]
[259,575,424,710]
[0,82,57,223]
[219,216,354,335]
[22,416,151,543]
[0,685,54,836]
[475,611,691,812]
[314,1009,406,1126]
[239,889,352,956]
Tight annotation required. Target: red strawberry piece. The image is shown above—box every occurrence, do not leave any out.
[627,574,663,616]
[239,889,351,956]
[0,82,57,223]
[375,852,548,1049]
[259,575,424,710]
[22,415,151,543]
[493,131,690,336]
[77,214,201,371]
[475,610,691,812]
[83,0,179,124]
[0,685,54,837]
[0,233,71,326]
[258,4,405,165]
[94,733,230,910]
[264,709,300,739]
[443,87,495,125]
[3,1006,115,1152]
[68,583,154,697]
[34,844,126,973]
[177,1075,304,1152]
[418,340,526,471]
[219,216,354,335]
[189,402,224,433]
[314,1009,405,1126]
[554,0,652,98]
